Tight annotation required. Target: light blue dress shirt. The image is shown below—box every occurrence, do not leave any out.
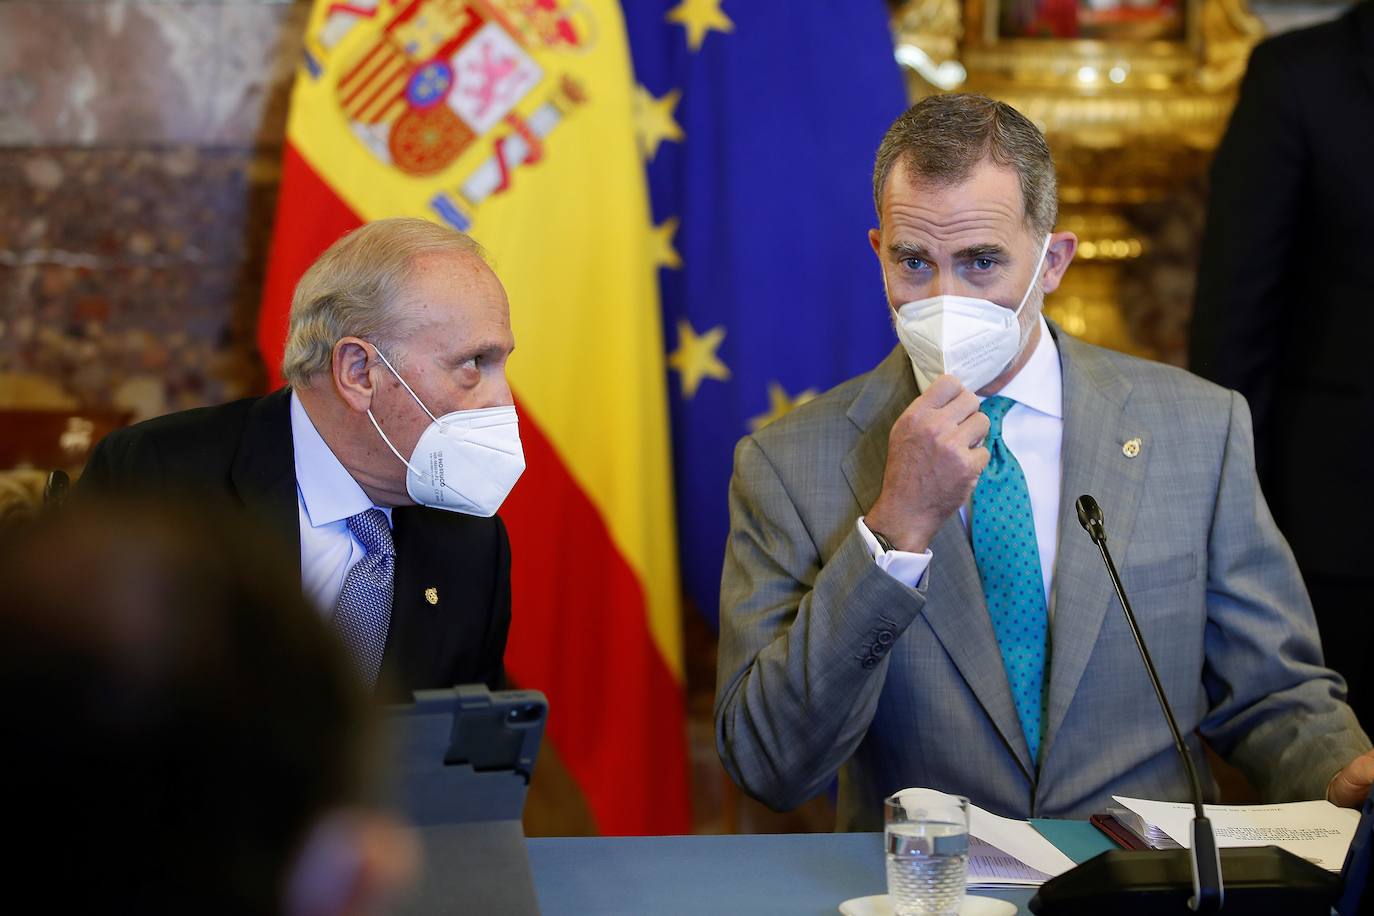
[289,391,393,615]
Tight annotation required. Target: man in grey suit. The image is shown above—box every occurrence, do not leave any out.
[715,94,1374,830]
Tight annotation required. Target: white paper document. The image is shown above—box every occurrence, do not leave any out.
[1112,795,1360,872]
[967,804,1077,887]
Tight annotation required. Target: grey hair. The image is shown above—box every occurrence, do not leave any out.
[280,217,485,386]
[872,94,1058,236]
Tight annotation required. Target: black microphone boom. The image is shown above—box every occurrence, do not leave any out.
[1027,495,1339,914]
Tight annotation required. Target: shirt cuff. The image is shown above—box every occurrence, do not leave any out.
[856,516,932,589]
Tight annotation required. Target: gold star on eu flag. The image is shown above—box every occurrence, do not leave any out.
[669,319,730,398]
[749,382,818,431]
[666,0,734,52]
[635,85,684,161]
[651,217,682,270]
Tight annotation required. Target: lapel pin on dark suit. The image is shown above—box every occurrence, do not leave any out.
[424,587,439,606]
[1122,437,1142,459]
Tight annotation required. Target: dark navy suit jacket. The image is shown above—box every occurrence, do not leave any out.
[79,388,511,699]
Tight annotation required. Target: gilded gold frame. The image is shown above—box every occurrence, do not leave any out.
[895,0,1261,97]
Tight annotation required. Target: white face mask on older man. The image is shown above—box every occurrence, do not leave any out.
[364,347,525,517]
[892,234,1051,393]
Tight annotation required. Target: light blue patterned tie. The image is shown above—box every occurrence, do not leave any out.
[332,508,395,687]
[972,396,1049,765]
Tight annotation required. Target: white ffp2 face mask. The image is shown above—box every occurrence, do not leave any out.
[892,235,1051,393]
[365,348,525,517]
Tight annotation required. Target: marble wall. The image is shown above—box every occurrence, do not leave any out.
[0,0,306,419]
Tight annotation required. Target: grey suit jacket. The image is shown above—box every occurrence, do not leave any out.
[715,324,1370,831]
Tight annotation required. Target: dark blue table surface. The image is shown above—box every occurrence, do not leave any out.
[527,832,1035,915]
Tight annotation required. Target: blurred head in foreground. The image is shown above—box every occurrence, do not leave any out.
[0,500,417,914]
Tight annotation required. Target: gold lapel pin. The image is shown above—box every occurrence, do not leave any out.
[1122,437,1142,459]
[424,587,439,606]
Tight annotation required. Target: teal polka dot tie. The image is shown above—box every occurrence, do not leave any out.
[972,396,1048,766]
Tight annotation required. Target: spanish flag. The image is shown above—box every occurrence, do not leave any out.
[258,0,690,835]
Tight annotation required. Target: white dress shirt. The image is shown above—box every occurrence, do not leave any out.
[290,391,393,616]
[858,316,1064,605]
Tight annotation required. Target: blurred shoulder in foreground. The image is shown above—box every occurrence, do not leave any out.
[0,499,417,915]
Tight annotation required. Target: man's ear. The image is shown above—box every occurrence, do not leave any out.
[332,338,378,415]
[1039,231,1078,295]
[285,810,420,916]
[870,228,895,306]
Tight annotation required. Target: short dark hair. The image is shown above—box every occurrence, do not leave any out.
[873,94,1058,236]
[0,500,373,913]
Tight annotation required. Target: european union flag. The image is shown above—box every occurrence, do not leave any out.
[623,1,908,626]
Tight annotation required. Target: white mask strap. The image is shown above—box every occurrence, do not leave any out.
[1013,234,1053,317]
[367,407,484,505]
[371,346,442,427]
[366,408,429,481]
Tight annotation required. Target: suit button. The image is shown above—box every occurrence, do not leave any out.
[861,656,878,670]
[871,642,888,657]
[876,629,894,645]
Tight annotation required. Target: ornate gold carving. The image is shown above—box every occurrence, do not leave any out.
[1198,0,1265,92]
[893,0,967,93]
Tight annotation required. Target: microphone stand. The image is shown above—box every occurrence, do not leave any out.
[1081,497,1222,911]
[1026,496,1340,915]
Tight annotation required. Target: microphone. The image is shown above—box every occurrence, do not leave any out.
[1078,495,1223,910]
[1073,494,1104,544]
[1028,495,1339,915]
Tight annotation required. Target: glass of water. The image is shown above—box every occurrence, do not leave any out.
[884,788,970,915]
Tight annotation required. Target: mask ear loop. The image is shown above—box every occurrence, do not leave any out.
[1013,234,1053,317]
[364,344,436,482]
[362,406,414,469]
[366,408,487,505]
[366,346,488,505]
[366,408,427,480]
[365,344,506,510]
[371,346,444,428]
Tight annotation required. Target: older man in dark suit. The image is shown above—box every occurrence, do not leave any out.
[81,218,522,697]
